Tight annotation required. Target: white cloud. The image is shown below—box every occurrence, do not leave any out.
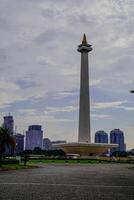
[90,79,101,86]
[0,80,19,91]
[92,101,127,109]
[113,36,134,48]
[91,113,111,119]
[45,105,78,113]
[0,81,26,108]
[19,109,37,114]
[118,106,134,111]
[52,91,77,99]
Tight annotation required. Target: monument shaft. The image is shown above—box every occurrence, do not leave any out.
[78,34,92,143]
[54,35,118,156]
[79,52,90,142]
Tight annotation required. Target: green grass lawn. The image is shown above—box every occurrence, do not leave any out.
[1,160,133,172]
[29,159,113,164]
[0,163,36,171]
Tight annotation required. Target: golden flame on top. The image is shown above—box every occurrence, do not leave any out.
[82,33,87,44]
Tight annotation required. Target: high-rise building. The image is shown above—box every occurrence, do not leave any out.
[95,131,108,143]
[43,138,52,150]
[110,129,126,153]
[25,125,43,150]
[15,133,24,154]
[3,115,14,134]
[3,115,14,155]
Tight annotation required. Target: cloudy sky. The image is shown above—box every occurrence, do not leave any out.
[0,0,134,149]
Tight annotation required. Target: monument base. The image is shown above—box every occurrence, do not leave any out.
[54,142,118,156]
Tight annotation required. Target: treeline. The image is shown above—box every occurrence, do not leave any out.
[111,151,134,157]
[20,147,66,157]
[19,148,134,157]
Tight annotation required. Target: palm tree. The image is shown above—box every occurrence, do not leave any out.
[0,127,16,167]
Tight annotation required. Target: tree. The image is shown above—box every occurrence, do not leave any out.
[33,147,43,154]
[0,127,16,167]
[21,150,33,155]
[111,151,128,157]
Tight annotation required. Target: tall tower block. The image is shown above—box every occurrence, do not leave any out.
[3,115,14,135]
[77,34,92,143]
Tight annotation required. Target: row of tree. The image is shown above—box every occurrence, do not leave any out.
[21,147,134,157]
[21,147,65,157]
[111,151,134,157]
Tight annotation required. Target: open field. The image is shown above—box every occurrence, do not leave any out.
[30,159,108,164]
[29,158,134,164]
[0,164,134,200]
[1,157,133,171]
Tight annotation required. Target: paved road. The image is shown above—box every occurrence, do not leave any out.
[0,164,134,200]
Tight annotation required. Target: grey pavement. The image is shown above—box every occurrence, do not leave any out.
[0,164,134,200]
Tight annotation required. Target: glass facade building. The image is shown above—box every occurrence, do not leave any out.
[3,115,14,134]
[95,130,108,144]
[110,129,126,153]
[25,125,43,150]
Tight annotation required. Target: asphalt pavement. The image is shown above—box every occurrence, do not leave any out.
[0,164,134,200]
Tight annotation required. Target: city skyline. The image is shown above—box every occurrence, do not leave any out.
[0,0,134,149]
[0,114,127,152]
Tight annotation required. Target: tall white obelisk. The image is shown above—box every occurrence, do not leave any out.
[78,34,92,143]
[54,35,118,156]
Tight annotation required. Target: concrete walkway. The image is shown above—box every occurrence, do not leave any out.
[0,164,134,200]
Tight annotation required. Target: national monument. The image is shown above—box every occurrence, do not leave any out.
[55,34,117,156]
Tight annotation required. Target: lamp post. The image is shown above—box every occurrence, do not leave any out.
[130,90,134,93]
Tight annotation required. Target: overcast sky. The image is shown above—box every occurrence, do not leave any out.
[0,0,134,149]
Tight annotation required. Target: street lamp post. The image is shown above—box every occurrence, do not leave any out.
[130,90,134,93]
